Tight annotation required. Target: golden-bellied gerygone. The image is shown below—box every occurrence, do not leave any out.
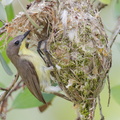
[6,30,60,104]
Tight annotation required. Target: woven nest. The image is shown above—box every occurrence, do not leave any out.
[6,0,112,119]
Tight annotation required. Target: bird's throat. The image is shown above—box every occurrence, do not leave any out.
[18,40,28,56]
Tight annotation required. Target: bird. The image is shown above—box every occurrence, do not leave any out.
[6,30,57,104]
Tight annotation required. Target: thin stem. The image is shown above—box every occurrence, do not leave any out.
[107,75,111,107]
[0,74,19,102]
[108,17,120,48]
[98,95,104,120]
[0,88,8,91]
[52,92,71,101]
[0,26,7,35]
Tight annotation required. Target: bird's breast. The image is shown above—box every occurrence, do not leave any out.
[20,49,51,89]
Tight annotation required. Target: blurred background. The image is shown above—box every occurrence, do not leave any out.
[1,0,120,120]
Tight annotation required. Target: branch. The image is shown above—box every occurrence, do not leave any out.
[98,95,104,120]
[107,75,111,107]
[0,74,19,102]
[52,92,71,101]
[0,88,7,91]
[0,26,6,35]
[0,22,8,35]
[0,74,24,120]
[108,17,120,48]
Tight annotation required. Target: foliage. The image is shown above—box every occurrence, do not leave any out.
[12,87,55,109]
[112,85,120,105]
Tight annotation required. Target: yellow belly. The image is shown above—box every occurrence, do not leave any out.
[19,42,51,89]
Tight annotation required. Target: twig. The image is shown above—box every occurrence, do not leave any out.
[0,80,22,115]
[0,20,5,24]
[4,80,24,113]
[98,95,104,120]
[91,98,97,120]
[52,92,71,101]
[0,98,7,120]
[0,74,19,102]
[7,80,23,97]
[107,75,111,107]
[108,17,120,48]
[0,26,6,35]
[0,88,8,91]
[0,74,21,120]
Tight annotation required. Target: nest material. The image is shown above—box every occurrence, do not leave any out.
[6,0,112,120]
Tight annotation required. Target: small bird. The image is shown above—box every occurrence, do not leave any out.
[6,30,58,104]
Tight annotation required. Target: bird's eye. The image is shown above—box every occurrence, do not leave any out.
[14,41,19,45]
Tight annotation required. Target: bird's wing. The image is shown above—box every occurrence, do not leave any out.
[19,59,46,104]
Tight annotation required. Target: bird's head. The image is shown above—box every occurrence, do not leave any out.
[6,30,30,59]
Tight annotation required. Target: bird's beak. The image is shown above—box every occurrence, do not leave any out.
[21,30,31,41]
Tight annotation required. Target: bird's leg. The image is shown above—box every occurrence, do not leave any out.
[38,41,70,101]
[37,40,46,63]
[43,40,54,67]
[37,40,54,66]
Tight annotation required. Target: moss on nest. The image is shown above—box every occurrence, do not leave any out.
[5,0,112,119]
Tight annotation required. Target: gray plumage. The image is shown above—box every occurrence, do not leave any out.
[6,31,46,104]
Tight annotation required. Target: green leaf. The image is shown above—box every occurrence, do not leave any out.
[0,82,6,88]
[0,2,7,21]
[112,85,120,105]
[1,50,10,63]
[12,88,55,109]
[0,82,6,92]
[5,3,14,21]
[1,0,13,6]
[114,0,120,18]
[0,53,13,75]
[0,21,4,27]
[99,0,111,4]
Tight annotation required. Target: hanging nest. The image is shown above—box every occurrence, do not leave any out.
[6,0,112,120]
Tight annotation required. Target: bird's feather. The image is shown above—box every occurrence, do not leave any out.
[18,59,46,104]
